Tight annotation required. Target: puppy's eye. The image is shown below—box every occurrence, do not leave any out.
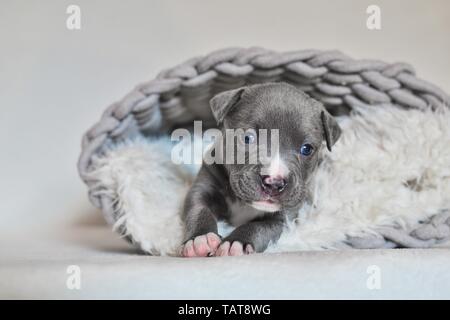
[243,132,256,144]
[300,143,314,156]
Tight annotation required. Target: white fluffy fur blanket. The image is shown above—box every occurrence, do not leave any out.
[88,106,450,255]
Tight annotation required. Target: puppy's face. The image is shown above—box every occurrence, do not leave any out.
[210,83,341,212]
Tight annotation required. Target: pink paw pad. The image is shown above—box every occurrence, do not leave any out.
[181,233,221,257]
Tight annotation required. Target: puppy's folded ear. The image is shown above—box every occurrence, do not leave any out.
[321,110,341,151]
[210,87,245,125]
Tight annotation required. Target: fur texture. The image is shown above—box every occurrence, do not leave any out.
[88,138,194,255]
[88,106,450,255]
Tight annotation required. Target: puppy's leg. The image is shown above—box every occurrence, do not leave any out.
[216,214,284,256]
[182,207,221,258]
[181,168,227,258]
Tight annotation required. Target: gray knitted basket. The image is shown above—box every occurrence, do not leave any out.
[78,47,450,249]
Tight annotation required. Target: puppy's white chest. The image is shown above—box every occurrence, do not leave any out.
[226,198,264,226]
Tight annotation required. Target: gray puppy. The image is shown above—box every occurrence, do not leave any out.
[181,82,341,257]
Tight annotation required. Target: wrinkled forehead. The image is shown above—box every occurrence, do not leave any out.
[225,85,323,145]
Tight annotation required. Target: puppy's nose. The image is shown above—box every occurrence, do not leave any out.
[261,175,287,195]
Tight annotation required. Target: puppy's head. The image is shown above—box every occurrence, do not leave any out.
[210,82,341,212]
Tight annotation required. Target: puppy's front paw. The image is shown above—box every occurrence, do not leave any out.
[181,232,221,257]
[215,241,254,257]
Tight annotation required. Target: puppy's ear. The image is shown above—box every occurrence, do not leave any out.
[321,110,341,151]
[210,87,245,125]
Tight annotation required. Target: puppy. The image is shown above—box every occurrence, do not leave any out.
[181,82,341,257]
